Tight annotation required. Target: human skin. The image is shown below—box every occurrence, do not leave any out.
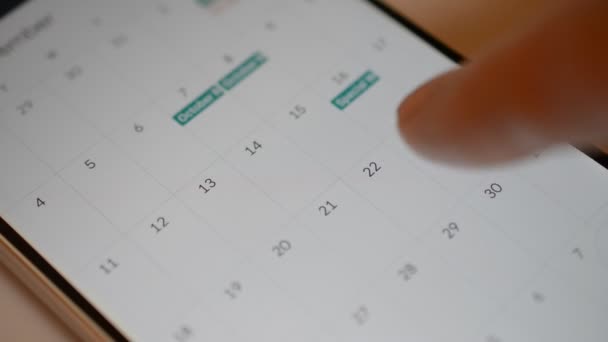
[396,0,608,166]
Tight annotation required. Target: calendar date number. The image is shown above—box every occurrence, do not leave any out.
[272,240,292,257]
[318,201,338,216]
[199,178,217,194]
[245,141,262,156]
[363,161,382,178]
[484,183,503,199]
[150,216,169,233]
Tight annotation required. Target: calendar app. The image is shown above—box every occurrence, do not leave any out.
[1,0,607,341]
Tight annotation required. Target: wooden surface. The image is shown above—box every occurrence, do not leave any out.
[0,0,599,340]
[0,263,76,341]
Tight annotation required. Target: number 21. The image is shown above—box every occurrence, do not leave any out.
[318,201,338,216]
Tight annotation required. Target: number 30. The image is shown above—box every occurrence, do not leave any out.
[484,183,503,199]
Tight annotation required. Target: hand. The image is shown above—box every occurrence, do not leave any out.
[397,0,608,166]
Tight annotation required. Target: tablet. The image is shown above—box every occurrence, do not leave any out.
[1,0,607,340]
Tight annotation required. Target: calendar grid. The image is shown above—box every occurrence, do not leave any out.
[1,1,608,341]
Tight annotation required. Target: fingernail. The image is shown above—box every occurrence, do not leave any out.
[397,71,460,161]
[397,80,441,124]
[397,70,458,127]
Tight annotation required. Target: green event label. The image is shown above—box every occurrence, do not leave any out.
[219,52,268,90]
[173,85,224,126]
[331,70,380,110]
[196,0,217,7]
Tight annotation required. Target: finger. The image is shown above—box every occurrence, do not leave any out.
[398,0,608,166]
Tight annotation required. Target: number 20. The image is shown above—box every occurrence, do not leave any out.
[272,240,292,257]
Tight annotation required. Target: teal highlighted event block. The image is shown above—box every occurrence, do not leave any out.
[219,52,268,91]
[196,0,217,7]
[173,85,224,126]
[331,70,380,110]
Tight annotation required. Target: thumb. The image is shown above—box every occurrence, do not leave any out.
[398,0,608,166]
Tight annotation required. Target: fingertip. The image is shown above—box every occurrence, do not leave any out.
[397,70,458,126]
[397,78,438,126]
[397,70,538,167]
[397,70,461,161]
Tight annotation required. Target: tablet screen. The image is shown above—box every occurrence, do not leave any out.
[1,0,608,340]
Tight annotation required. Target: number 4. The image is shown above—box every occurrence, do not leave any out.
[36,198,46,207]
[99,258,119,274]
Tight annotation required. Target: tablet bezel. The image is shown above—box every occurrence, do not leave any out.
[0,0,27,19]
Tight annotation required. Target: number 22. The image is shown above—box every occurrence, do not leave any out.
[363,162,382,177]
